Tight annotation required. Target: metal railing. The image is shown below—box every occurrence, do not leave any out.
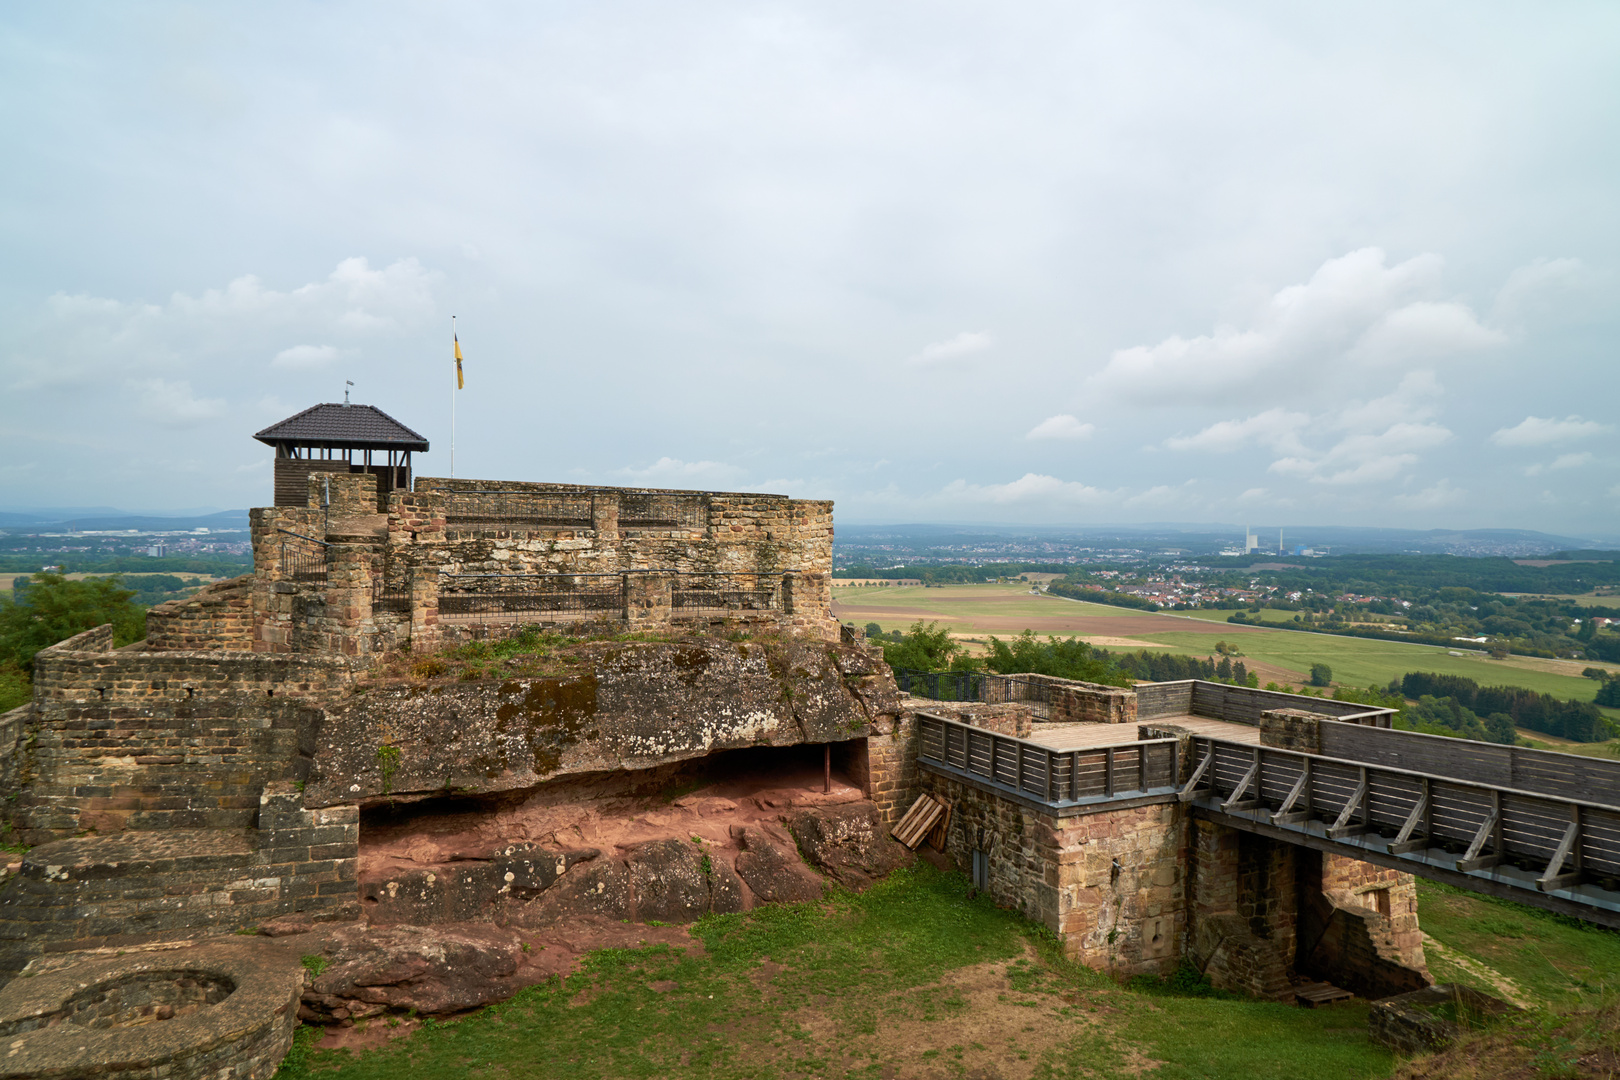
[896,669,1057,719]
[437,573,625,621]
[277,529,327,584]
[1182,736,1620,893]
[372,579,410,615]
[442,491,594,529]
[917,712,1179,807]
[670,573,780,615]
[430,488,709,531]
[619,492,708,529]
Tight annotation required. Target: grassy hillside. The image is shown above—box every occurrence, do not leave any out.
[273,863,1620,1080]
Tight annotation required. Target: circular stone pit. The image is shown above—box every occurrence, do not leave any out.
[0,945,303,1080]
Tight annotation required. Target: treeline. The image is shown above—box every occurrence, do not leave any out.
[1047,583,1158,610]
[0,574,149,712]
[1197,552,1620,594]
[834,562,1074,582]
[1399,672,1614,743]
[0,553,251,576]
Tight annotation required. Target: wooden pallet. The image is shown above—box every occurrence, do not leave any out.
[925,798,953,852]
[891,794,946,850]
[1294,982,1355,1008]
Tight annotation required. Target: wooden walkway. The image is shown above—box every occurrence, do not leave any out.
[1183,735,1620,929]
[1025,716,1260,751]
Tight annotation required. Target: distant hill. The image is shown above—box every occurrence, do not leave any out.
[0,509,250,532]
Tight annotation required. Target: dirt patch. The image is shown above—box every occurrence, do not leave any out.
[730,944,1158,1080]
[1420,935,1534,1010]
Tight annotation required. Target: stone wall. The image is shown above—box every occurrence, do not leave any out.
[0,782,357,972]
[1189,818,1429,999]
[240,472,840,656]
[1296,852,1430,998]
[11,626,354,843]
[864,714,917,824]
[1033,676,1137,725]
[1188,819,1297,997]
[918,768,1185,976]
[144,576,256,651]
[1257,708,1333,754]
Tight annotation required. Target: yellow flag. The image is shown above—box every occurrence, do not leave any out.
[454,333,464,389]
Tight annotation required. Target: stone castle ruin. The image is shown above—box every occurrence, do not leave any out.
[4,401,1618,1075]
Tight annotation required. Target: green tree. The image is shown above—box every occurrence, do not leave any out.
[0,660,28,713]
[1597,678,1620,708]
[878,621,962,673]
[0,573,146,673]
[982,630,1129,686]
[863,622,883,640]
[1309,663,1332,687]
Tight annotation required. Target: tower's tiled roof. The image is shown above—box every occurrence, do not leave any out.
[254,404,429,451]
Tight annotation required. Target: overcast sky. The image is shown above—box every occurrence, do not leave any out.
[2,3,1618,535]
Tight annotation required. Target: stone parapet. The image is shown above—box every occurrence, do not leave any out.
[1257,708,1334,753]
[144,576,256,651]
[0,786,358,973]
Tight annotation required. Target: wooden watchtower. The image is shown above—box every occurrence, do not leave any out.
[254,402,429,509]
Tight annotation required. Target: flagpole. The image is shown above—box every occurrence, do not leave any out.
[451,315,457,479]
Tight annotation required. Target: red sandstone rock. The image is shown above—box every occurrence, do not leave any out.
[786,802,912,890]
[732,825,824,902]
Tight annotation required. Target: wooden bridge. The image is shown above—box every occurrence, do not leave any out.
[912,678,1620,929]
[1179,732,1620,928]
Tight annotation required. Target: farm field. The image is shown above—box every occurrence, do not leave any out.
[832,583,1609,706]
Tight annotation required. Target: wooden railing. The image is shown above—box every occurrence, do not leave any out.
[1182,737,1620,893]
[917,712,1179,807]
[1136,679,1395,727]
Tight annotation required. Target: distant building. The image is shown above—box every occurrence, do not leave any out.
[145,542,167,557]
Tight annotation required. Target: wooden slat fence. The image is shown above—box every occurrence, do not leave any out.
[917,713,1178,807]
[1184,682,1394,727]
[1183,737,1620,890]
[1136,680,1194,719]
[1318,723,1620,807]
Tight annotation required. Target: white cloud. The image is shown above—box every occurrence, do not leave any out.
[133,378,224,427]
[1269,421,1452,485]
[1490,415,1612,447]
[1491,257,1589,327]
[618,457,744,484]
[1087,249,1503,406]
[942,473,1114,505]
[271,344,346,369]
[1392,479,1465,509]
[1236,487,1270,503]
[4,258,439,394]
[1164,408,1309,453]
[910,331,992,366]
[1550,452,1593,470]
[1333,370,1443,431]
[1346,301,1505,365]
[1026,415,1094,440]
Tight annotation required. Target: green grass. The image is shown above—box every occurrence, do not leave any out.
[1135,629,1602,704]
[275,865,1396,1080]
[1415,881,1620,1008]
